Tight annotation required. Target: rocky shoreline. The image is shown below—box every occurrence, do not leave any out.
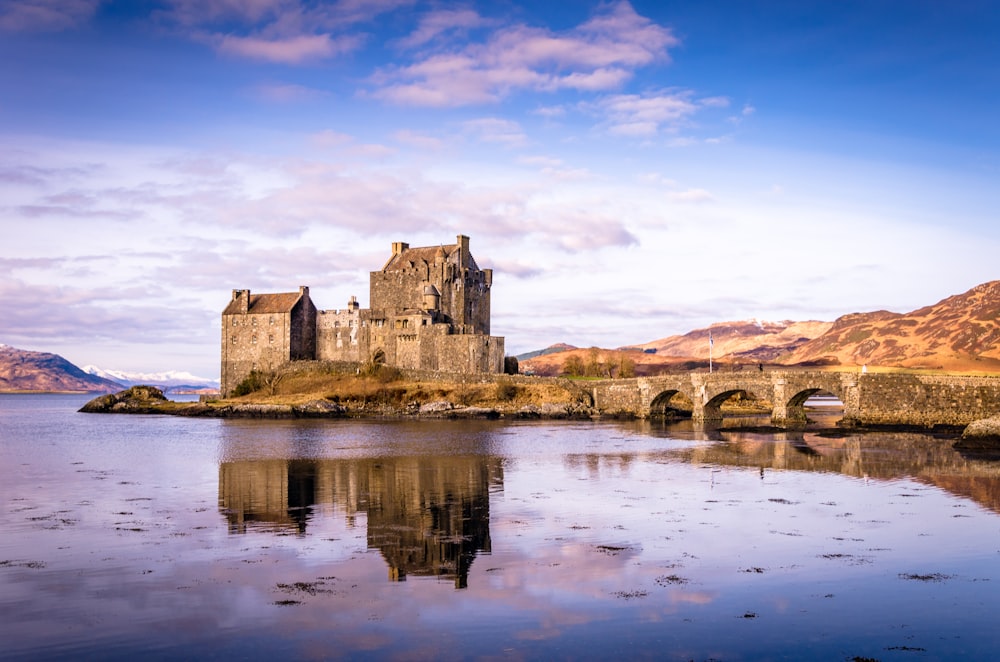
[79,386,599,420]
[79,386,1000,443]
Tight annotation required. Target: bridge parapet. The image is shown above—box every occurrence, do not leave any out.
[588,371,1000,428]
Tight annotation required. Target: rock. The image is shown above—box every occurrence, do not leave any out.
[79,385,168,413]
[516,404,541,418]
[539,403,571,418]
[419,400,455,414]
[227,403,296,418]
[957,416,1000,449]
[448,406,500,419]
[294,400,346,417]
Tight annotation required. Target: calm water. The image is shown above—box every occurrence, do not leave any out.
[3,395,1000,661]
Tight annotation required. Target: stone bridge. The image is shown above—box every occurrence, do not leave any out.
[587,370,1000,428]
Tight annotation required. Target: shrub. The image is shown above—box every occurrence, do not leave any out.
[232,370,265,396]
[496,380,518,401]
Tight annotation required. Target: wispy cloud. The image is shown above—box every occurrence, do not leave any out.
[369,1,677,106]
[667,188,714,203]
[394,7,492,49]
[0,0,100,33]
[218,33,361,64]
[159,0,411,64]
[251,82,328,102]
[392,129,446,152]
[592,91,724,137]
[462,118,527,147]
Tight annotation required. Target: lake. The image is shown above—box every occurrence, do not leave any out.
[2,394,1000,660]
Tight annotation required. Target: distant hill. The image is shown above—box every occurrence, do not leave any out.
[520,281,1000,376]
[520,320,832,376]
[0,345,124,393]
[636,320,832,361]
[780,280,1000,371]
[82,365,219,394]
[515,343,577,361]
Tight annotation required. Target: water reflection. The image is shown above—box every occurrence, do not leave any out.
[220,455,502,587]
[640,418,1000,514]
[6,396,1000,660]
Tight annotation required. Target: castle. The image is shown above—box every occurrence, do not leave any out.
[221,235,505,396]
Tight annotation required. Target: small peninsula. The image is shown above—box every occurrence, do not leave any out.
[80,366,601,420]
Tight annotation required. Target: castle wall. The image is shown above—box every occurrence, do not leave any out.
[437,334,505,374]
[317,307,367,363]
[221,310,293,396]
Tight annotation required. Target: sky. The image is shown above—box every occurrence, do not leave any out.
[2,0,999,380]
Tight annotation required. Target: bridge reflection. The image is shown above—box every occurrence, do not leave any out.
[637,419,1000,513]
[219,455,503,588]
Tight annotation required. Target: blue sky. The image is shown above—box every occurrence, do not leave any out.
[2,0,998,379]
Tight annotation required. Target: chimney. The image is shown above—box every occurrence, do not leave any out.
[457,235,469,268]
[392,241,409,256]
[299,285,310,298]
[232,289,250,314]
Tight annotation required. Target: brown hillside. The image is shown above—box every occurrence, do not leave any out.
[779,281,1000,371]
[0,345,123,393]
[521,320,832,377]
[521,281,1000,376]
[637,320,832,360]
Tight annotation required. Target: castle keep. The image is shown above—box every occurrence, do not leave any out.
[221,235,504,396]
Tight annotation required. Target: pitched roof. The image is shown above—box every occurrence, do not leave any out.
[223,291,303,315]
[382,243,480,272]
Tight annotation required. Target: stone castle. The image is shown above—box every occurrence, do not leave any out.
[221,235,504,396]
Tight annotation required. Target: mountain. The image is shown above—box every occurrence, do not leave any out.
[635,320,833,361]
[82,366,220,394]
[520,281,1000,376]
[520,320,833,376]
[515,343,577,361]
[779,280,1000,371]
[0,345,124,393]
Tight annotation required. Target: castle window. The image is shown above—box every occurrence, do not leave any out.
[231,335,237,344]
[252,317,257,326]
[232,318,238,327]
[251,334,257,344]
[268,334,274,344]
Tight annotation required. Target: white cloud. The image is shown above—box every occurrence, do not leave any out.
[593,91,701,137]
[369,1,676,106]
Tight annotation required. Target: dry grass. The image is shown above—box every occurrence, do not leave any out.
[227,369,579,410]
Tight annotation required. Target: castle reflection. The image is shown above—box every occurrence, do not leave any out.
[219,456,502,588]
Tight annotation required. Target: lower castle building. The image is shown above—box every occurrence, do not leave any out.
[221,235,504,396]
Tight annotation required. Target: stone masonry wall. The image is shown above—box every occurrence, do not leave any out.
[588,371,1000,427]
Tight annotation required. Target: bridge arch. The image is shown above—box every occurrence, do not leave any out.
[701,387,767,422]
[649,389,694,418]
[773,377,848,427]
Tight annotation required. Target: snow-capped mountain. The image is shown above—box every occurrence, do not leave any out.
[83,365,219,393]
